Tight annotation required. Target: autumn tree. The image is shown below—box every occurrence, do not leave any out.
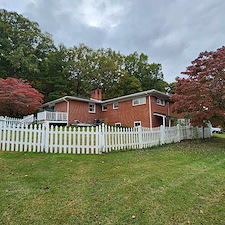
[172,46,225,126]
[0,77,44,117]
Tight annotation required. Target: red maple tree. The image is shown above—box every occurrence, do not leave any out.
[172,46,225,126]
[0,77,44,117]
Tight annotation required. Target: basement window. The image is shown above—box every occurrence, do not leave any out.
[115,123,121,127]
[134,121,142,127]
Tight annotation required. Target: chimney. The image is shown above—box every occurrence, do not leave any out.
[91,88,102,101]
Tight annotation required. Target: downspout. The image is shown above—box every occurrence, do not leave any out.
[63,98,70,125]
[148,95,152,128]
[167,101,170,127]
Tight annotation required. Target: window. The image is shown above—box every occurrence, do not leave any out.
[115,123,121,127]
[113,102,118,109]
[132,97,146,106]
[156,98,166,106]
[102,105,107,111]
[88,103,96,113]
[134,121,141,127]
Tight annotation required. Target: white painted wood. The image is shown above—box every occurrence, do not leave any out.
[59,126,63,153]
[63,126,67,154]
[0,123,212,154]
[68,126,72,154]
[81,127,85,154]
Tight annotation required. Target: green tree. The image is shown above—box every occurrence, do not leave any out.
[36,45,73,102]
[0,9,55,80]
[64,44,94,97]
[117,75,142,96]
[124,52,165,92]
[64,45,126,99]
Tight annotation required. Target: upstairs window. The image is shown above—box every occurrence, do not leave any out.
[113,102,118,109]
[102,105,107,111]
[156,98,166,106]
[88,103,96,113]
[132,97,146,106]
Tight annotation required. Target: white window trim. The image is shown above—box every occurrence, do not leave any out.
[115,123,121,127]
[132,97,146,106]
[88,103,96,113]
[134,121,142,127]
[156,98,166,106]
[102,105,107,111]
[113,102,118,109]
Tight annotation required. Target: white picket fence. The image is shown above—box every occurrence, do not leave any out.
[0,115,34,126]
[0,123,211,154]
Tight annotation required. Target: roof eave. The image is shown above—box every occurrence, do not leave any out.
[41,96,103,108]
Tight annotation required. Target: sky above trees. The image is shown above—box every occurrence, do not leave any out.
[1,0,225,83]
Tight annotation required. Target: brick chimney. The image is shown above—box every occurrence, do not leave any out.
[91,88,102,101]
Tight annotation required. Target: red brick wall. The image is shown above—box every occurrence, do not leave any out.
[150,96,172,127]
[68,101,101,124]
[101,97,150,127]
[53,100,101,124]
[54,101,67,112]
[52,95,173,127]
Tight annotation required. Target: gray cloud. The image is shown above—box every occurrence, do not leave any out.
[1,0,225,82]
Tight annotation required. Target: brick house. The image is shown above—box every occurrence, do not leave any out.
[40,89,173,128]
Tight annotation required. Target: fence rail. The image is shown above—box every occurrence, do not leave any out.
[0,115,34,126]
[0,123,211,154]
[37,111,68,122]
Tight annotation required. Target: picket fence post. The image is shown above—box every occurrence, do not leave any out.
[138,126,143,149]
[42,122,49,153]
[99,123,105,154]
[177,124,181,142]
[160,125,165,145]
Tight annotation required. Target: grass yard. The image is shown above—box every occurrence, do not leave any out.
[0,136,225,225]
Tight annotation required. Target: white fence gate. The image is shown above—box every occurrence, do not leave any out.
[0,123,211,154]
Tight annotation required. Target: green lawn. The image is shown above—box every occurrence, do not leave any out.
[0,136,225,225]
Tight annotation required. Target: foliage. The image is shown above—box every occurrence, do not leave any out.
[172,46,225,126]
[124,52,165,91]
[0,77,44,117]
[117,75,142,96]
[0,9,167,102]
[165,81,177,94]
[1,137,225,224]
[0,9,55,80]
[37,45,73,102]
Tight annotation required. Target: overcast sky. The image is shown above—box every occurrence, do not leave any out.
[1,0,225,82]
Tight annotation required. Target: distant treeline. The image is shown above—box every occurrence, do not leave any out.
[0,9,169,102]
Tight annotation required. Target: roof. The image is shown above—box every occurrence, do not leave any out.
[102,89,170,104]
[42,96,102,108]
[41,89,170,107]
